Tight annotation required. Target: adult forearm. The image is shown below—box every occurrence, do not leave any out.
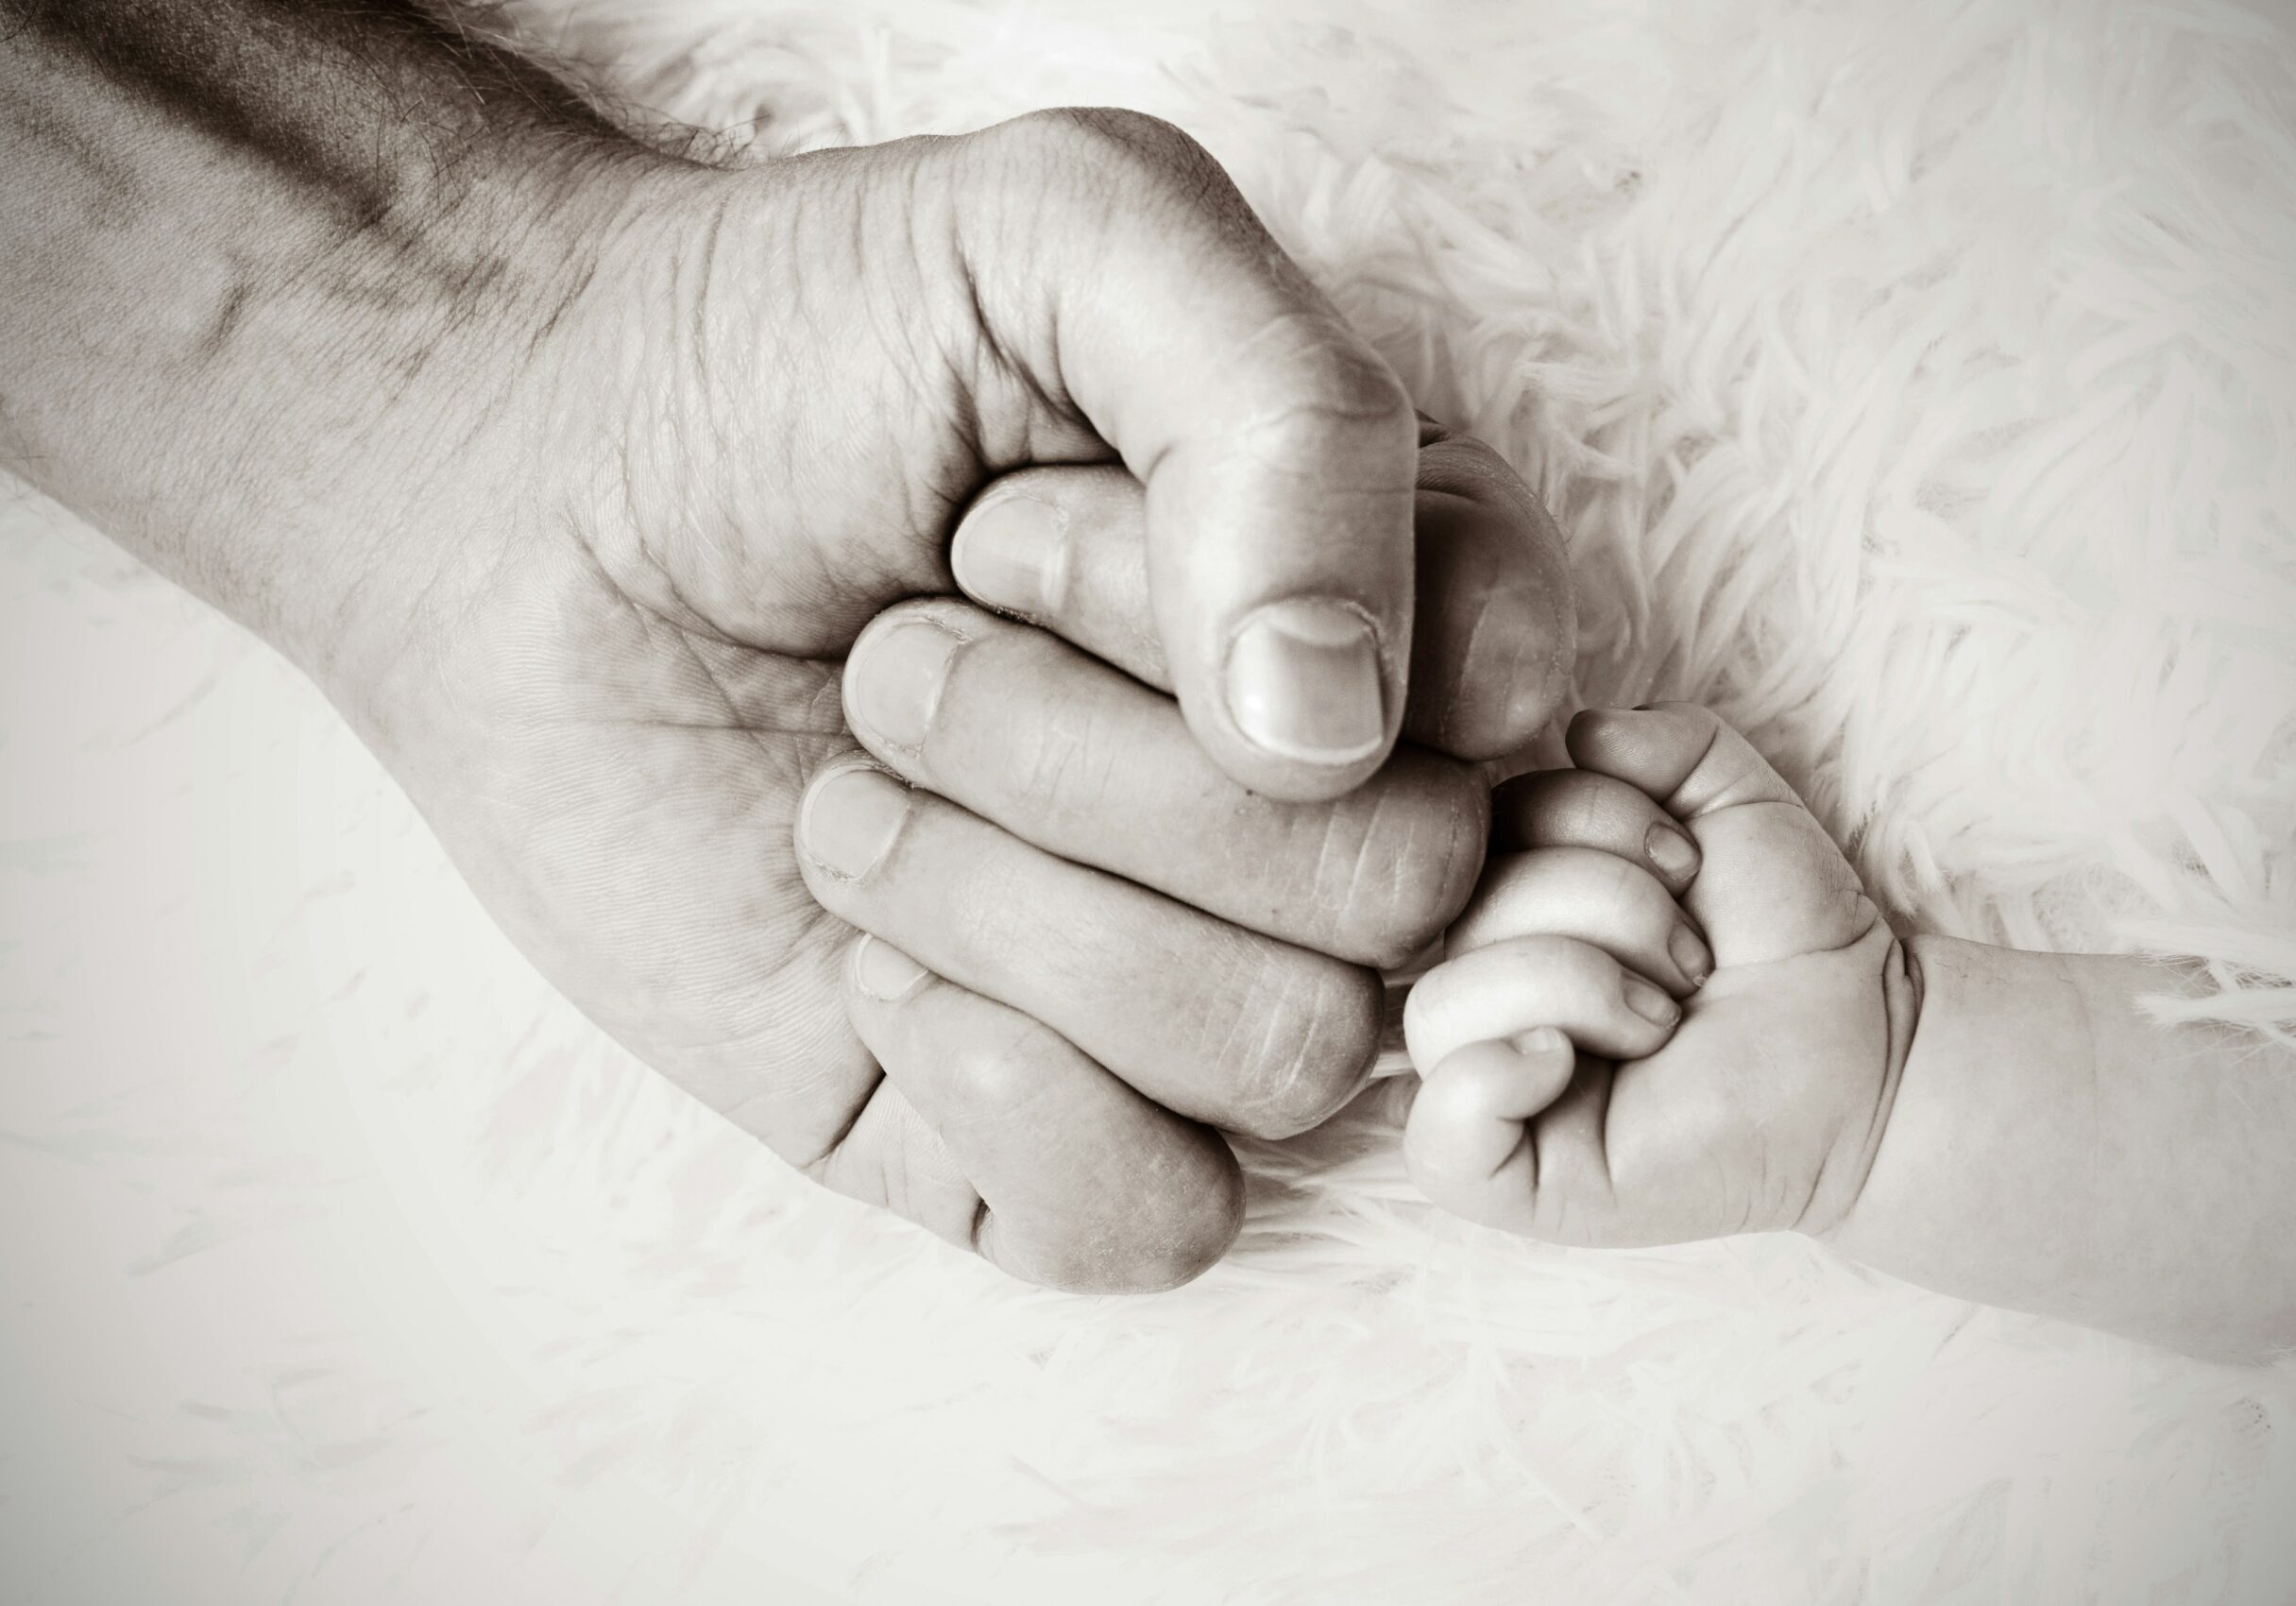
[1833,937,2296,1362]
[0,1,638,681]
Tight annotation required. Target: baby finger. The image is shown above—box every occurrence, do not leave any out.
[1403,1030,1576,1232]
[1448,846,1713,995]
[1403,933,1679,1075]
[1490,767,1702,895]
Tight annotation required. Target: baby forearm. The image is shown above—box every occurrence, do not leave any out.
[1828,936,2296,1362]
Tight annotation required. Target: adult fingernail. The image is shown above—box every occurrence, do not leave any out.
[1225,599,1386,763]
[1645,822,1699,880]
[952,493,1068,619]
[1622,972,1680,1029]
[800,763,908,880]
[846,615,964,753]
[1669,924,1713,987]
[851,934,930,1001]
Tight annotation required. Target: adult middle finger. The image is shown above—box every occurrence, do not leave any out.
[792,757,1385,1138]
[839,596,1488,971]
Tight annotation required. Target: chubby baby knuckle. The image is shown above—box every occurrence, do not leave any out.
[1587,846,1644,904]
[1549,936,1627,1012]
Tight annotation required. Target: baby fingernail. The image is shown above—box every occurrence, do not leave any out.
[1226,598,1386,763]
[800,763,908,880]
[1511,1025,1570,1058]
[845,614,964,753]
[1645,823,1699,880]
[952,493,1068,619]
[851,934,931,1001]
[1623,973,1680,1028]
[1669,924,1713,987]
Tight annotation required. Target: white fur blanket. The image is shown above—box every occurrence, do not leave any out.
[4,1,2293,1601]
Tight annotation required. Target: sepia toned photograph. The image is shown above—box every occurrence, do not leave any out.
[3,1,2292,1601]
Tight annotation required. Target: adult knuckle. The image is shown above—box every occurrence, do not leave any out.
[996,670,1116,821]
[1078,106,1197,157]
[1229,316,1412,442]
[996,106,1222,200]
[1218,949,1382,1137]
[1328,761,1488,967]
[1113,1174,1245,1292]
[1028,1172,1240,1294]
[944,1016,1046,1118]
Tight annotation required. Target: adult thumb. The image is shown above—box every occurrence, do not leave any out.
[961,108,1418,802]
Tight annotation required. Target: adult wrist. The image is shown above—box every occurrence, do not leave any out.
[0,3,683,707]
[270,142,677,708]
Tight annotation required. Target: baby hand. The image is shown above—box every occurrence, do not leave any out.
[1399,705,1915,1245]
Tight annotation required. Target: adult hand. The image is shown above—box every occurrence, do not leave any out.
[2,6,1573,1288]
[804,435,1570,1288]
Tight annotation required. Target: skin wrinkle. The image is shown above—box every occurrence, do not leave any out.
[1214,941,1364,1136]
[1324,783,1394,956]
[1807,933,1921,1238]
[601,302,785,646]
[1194,939,1292,1102]
[9,7,1591,1291]
[1389,767,1486,965]
[1369,779,1449,960]
[794,1055,885,1177]
[896,154,993,470]
[1576,1063,1624,1243]
[681,194,727,444]
[945,184,1076,459]
[620,899,856,1133]
[1240,994,1327,1136]
[1533,1094,1578,1247]
[1304,794,1369,954]
[196,280,255,361]
[558,521,807,773]
[1005,668,1100,822]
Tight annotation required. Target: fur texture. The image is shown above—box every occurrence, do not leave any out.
[3,0,2293,1600]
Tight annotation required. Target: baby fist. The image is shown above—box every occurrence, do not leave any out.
[1400,706,1917,1246]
